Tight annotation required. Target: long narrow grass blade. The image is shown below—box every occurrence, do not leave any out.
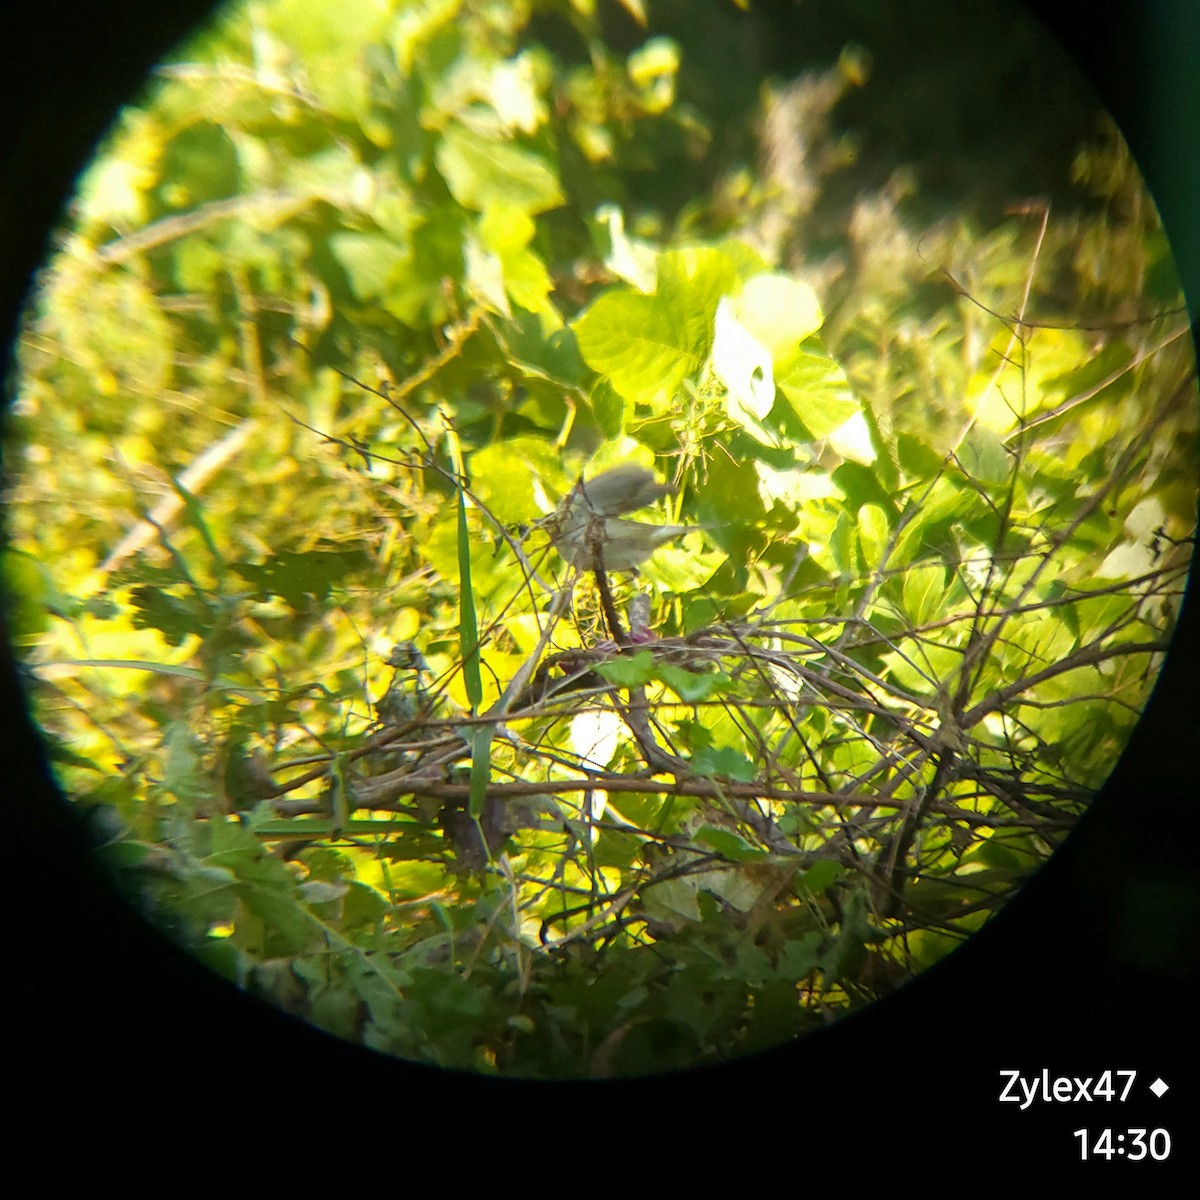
[456,481,491,822]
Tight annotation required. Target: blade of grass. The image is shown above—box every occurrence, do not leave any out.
[457,484,483,712]
[455,477,492,827]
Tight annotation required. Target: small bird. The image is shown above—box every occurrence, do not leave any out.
[573,463,673,516]
[548,463,704,571]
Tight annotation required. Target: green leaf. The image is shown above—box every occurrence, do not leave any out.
[691,744,757,782]
[891,482,973,566]
[832,461,899,520]
[0,547,60,638]
[901,563,948,625]
[469,437,561,524]
[329,232,409,302]
[477,205,554,313]
[342,881,391,932]
[857,503,890,563]
[162,721,212,805]
[265,0,392,118]
[96,838,157,871]
[656,663,730,702]
[169,473,226,580]
[311,984,365,1039]
[694,824,768,861]
[128,585,210,647]
[590,380,625,438]
[644,877,701,923]
[799,860,844,897]
[775,339,859,439]
[897,432,947,480]
[778,931,823,977]
[595,650,657,687]
[573,290,697,405]
[491,311,588,391]
[435,123,564,215]
[959,426,1011,486]
[156,121,241,209]
[231,548,370,609]
[573,245,739,404]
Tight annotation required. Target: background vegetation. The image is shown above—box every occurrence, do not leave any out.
[4,0,1195,1077]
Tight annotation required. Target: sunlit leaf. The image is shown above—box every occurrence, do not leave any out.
[691,744,757,782]
[435,122,564,214]
[694,824,768,861]
[959,426,1011,485]
[596,650,657,687]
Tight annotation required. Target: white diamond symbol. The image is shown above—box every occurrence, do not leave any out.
[1149,1078,1169,1098]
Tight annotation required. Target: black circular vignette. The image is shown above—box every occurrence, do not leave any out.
[2,0,1196,1167]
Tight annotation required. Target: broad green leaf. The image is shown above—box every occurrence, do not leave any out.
[497,243,554,313]
[778,932,823,977]
[959,426,1011,486]
[643,877,701,923]
[596,650,657,687]
[897,432,947,479]
[799,860,844,897]
[691,744,757,782]
[596,204,656,291]
[329,232,409,302]
[477,205,554,313]
[126,585,206,646]
[657,246,743,357]
[776,338,859,439]
[265,0,392,117]
[435,123,564,214]
[641,540,725,592]
[832,461,899,519]
[573,245,740,404]
[573,290,698,405]
[890,483,974,567]
[902,563,949,625]
[881,641,958,693]
[694,824,768,862]
[391,0,460,73]
[590,380,625,438]
[162,721,212,805]
[469,437,561,523]
[96,839,156,871]
[656,663,730,702]
[857,502,889,563]
[231,548,370,609]
[156,121,241,209]
[463,233,510,315]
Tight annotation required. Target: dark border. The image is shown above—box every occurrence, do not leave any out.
[2,0,1196,1169]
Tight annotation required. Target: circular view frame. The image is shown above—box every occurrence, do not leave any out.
[4,0,1198,1083]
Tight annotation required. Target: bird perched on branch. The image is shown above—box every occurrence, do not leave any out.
[547,463,705,571]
